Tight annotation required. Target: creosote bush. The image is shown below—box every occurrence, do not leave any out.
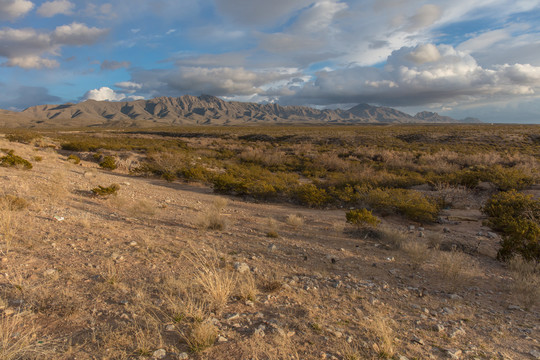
[483,190,540,261]
[91,184,120,197]
[366,188,440,222]
[0,150,32,170]
[99,156,117,170]
[346,208,380,229]
[67,154,81,164]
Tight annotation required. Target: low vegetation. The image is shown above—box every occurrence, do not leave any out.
[91,184,120,197]
[0,150,32,170]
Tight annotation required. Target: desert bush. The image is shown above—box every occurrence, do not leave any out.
[184,321,217,352]
[0,195,28,211]
[33,156,43,162]
[402,240,430,269]
[0,150,32,170]
[366,188,440,222]
[436,249,476,289]
[346,208,380,229]
[99,156,117,170]
[91,184,120,197]
[486,165,535,191]
[483,190,540,261]
[293,183,330,207]
[507,257,539,309]
[197,198,228,230]
[286,214,304,227]
[5,131,41,144]
[67,154,80,164]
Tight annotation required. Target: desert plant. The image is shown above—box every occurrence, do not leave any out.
[366,188,440,222]
[67,154,81,164]
[293,183,330,207]
[346,208,380,229]
[91,184,120,197]
[196,198,228,230]
[184,321,217,352]
[402,240,430,269]
[483,190,540,261]
[286,213,304,227]
[507,257,539,309]
[99,156,117,170]
[5,131,41,144]
[0,150,32,170]
[0,314,42,360]
[372,317,394,359]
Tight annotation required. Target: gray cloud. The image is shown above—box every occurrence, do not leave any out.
[0,85,61,110]
[0,0,34,21]
[214,0,312,26]
[101,60,131,71]
[37,0,74,17]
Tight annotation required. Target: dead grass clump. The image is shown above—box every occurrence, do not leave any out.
[183,321,218,353]
[371,317,395,359]
[286,213,304,227]
[402,240,430,270]
[196,197,228,230]
[507,257,540,309]
[127,200,156,218]
[236,272,258,302]
[436,249,477,289]
[0,314,41,360]
[0,195,29,211]
[376,227,410,249]
[0,198,19,255]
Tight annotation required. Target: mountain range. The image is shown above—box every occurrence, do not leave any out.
[0,95,480,127]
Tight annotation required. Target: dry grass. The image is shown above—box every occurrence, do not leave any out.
[0,197,19,256]
[507,257,540,309]
[183,321,218,353]
[376,227,410,249]
[371,317,395,359]
[286,213,304,227]
[436,249,477,289]
[402,240,430,270]
[236,271,258,301]
[0,314,42,360]
[196,197,228,230]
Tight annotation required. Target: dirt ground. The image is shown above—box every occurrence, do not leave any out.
[0,136,539,360]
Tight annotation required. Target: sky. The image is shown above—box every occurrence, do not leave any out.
[0,0,540,123]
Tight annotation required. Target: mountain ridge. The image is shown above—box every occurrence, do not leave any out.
[0,95,480,127]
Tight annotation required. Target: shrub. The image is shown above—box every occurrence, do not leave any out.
[293,184,330,207]
[99,156,117,170]
[486,165,535,191]
[33,156,43,162]
[366,188,440,222]
[483,190,540,261]
[5,131,41,144]
[91,184,120,197]
[0,150,32,170]
[346,208,380,229]
[67,154,80,164]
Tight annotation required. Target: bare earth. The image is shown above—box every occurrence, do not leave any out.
[1,136,539,360]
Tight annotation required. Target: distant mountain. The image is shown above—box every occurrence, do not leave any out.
[1,95,477,127]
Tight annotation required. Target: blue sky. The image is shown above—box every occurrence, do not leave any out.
[1,0,539,123]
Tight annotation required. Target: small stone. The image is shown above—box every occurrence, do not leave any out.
[507,305,521,311]
[332,330,343,338]
[446,348,462,359]
[43,269,57,277]
[442,307,454,315]
[529,350,540,359]
[165,324,175,331]
[268,244,277,251]
[227,313,240,320]
[177,353,189,360]
[152,349,166,359]
[476,231,484,236]
[398,356,410,360]
[234,262,250,273]
[418,231,425,238]
[1,257,7,262]
[217,335,228,343]
[487,232,498,239]
[449,327,466,338]
[245,300,254,307]
[418,227,424,231]
[129,241,138,247]
[4,309,15,316]
[408,225,415,231]
[254,325,266,337]
[449,293,461,300]
[434,324,445,332]
[411,335,424,345]
[443,227,451,233]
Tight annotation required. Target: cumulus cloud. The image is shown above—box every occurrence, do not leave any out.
[37,0,74,17]
[82,87,144,102]
[101,60,131,71]
[0,0,34,21]
[279,44,540,107]
[0,23,109,69]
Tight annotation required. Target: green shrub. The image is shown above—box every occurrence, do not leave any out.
[486,165,535,191]
[91,184,120,197]
[366,188,440,222]
[293,184,331,207]
[6,131,41,144]
[67,154,81,164]
[483,190,540,261]
[99,156,117,170]
[0,150,32,170]
[346,208,380,228]
[33,156,43,162]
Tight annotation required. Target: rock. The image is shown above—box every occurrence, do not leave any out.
[4,309,15,316]
[1,257,7,262]
[268,244,277,251]
[530,349,540,359]
[487,232,498,239]
[165,324,175,331]
[443,227,451,233]
[507,305,522,311]
[408,225,415,231]
[129,241,138,247]
[331,330,343,338]
[227,313,240,320]
[449,327,466,338]
[217,335,228,343]
[442,307,454,315]
[43,269,57,277]
[419,231,425,238]
[411,335,424,345]
[234,262,250,273]
[254,325,266,337]
[177,353,189,360]
[445,348,462,359]
[476,231,484,236]
[433,324,445,332]
[152,349,167,359]
[245,300,254,307]
[398,356,410,360]
[418,227,424,231]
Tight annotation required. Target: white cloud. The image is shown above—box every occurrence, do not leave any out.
[404,4,442,32]
[52,22,109,45]
[83,87,144,102]
[115,81,142,89]
[291,0,348,34]
[406,44,441,64]
[0,23,109,69]
[214,0,312,26]
[37,0,74,17]
[0,0,34,21]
